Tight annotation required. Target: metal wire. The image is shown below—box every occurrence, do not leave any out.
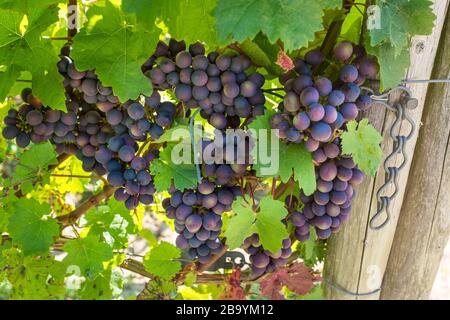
[324,279,381,297]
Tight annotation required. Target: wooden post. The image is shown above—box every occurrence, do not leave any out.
[380,7,450,299]
[324,0,450,299]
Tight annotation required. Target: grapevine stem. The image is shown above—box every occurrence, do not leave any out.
[262,91,285,99]
[57,184,117,225]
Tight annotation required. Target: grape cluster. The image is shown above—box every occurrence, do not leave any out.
[145,40,266,130]
[2,102,50,148]
[70,102,115,175]
[2,90,82,149]
[108,149,157,210]
[144,91,178,139]
[242,234,292,277]
[270,41,377,150]
[162,180,241,264]
[291,154,364,241]
[58,52,119,105]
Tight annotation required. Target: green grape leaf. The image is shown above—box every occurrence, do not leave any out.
[143,241,181,280]
[214,0,340,52]
[62,235,113,279]
[224,197,255,249]
[13,142,58,189]
[341,119,383,176]
[79,270,113,300]
[0,248,66,299]
[277,143,316,196]
[0,6,66,109]
[8,199,59,255]
[369,0,435,54]
[170,0,218,47]
[122,0,179,30]
[71,1,157,102]
[225,195,288,253]
[367,42,410,91]
[150,143,198,192]
[0,0,61,13]
[85,198,136,250]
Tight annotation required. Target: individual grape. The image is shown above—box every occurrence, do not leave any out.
[323,105,338,124]
[314,77,333,96]
[308,103,325,121]
[175,84,192,101]
[252,253,270,269]
[340,102,358,120]
[323,143,340,159]
[118,145,135,162]
[185,214,203,233]
[108,171,125,187]
[304,138,320,152]
[358,58,379,78]
[334,41,353,61]
[240,81,258,97]
[114,188,130,202]
[319,161,338,181]
[106,109,123,126]
[300,87,319,106]
[192,55,209,70]
[216,55,231,71]
[339,64,359,83]
[317,179,333,193]
[2,126,19,139]
[341,83,361,102]
[356,95,372,111]
[25,110,43,126]
[349,168,364,186]
[311,215,332,230]
[305,50,324,66]
[316,228,332,240]
[176,235,189,250]
[223,83,240,99]
[328,90,345,106]
[209,113,227,130]
[191,70,208,87]
[290,211,306,227]
[310,122,332,142]
[284,92,300,112]
[292,112,310,131]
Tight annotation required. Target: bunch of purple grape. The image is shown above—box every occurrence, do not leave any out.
[2,90,82,149]
[108,149,158,210]
[71,102,115,175]
[270,41,377,150]
[2,103,51,148]
[144,40,266,130]
[162,180,241,264]
[200,132,254,186]
[242,233,292,277]
[58,50,119,105]
[144,91,178,139]
[291,155,364,240]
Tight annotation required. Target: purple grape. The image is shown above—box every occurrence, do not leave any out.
[312,215,332,230]
[118,145,135,162]
[339,64,359,83]
[314,77,333,96]
[311,122,332,142]
[308,103,325,121]
[328,90,345,106]
[300,87,319,106]
[334,41,353,61]
[319,162,338,181]
[293,112,310,130]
